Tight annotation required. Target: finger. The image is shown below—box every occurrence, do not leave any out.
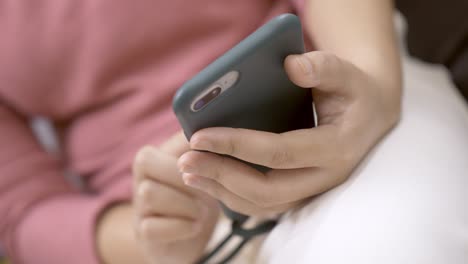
[135,179,204,220]
[159,131,190,157]
[137,216,199,243]
[182,173,299,216]
[263,167,347,204]
[190,126,335,169]
[284,51,359,96]
[180,151,345,207]
[133,146,198,196]
[179,151,266,204]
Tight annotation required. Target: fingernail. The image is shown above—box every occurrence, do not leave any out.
[178,154,198,174]
[295,55,313,75]
[180,163,197,174]
[191,137,212,151]
[182,173,203,189]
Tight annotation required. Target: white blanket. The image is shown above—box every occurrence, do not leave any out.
[256,13,468,264]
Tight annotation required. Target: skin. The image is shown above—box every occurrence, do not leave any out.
[97,133,220,264]
[97,0,402,263]
[179,0,401,216]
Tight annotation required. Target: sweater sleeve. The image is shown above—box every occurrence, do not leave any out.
[0,105,131,264]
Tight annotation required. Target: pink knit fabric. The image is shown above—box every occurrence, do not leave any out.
[0,1,301,263]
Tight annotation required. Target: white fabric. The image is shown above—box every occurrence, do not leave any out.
[258,15,468,264]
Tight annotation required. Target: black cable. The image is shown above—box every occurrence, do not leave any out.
[196,218,278,264]
[216,235,251,264]
[195,231,234,264]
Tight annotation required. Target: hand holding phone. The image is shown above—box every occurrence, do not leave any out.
[173,14,313,221]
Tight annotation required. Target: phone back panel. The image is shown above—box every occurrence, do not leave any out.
[173,14,314,141]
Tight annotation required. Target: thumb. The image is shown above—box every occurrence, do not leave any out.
[284,51,357,95]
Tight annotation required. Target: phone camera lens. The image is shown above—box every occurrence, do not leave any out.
[192,86,222,111]
[194,99,205,111]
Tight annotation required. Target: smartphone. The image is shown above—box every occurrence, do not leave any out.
[172,14,314,220]
[173,13,314,144]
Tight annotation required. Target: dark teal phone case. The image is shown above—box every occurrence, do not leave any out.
[173,14,314,221]
[173,14,314,141]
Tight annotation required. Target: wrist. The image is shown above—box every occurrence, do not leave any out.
[96,202,146,264]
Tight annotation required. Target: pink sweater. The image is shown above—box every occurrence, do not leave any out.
[0,1,303,263]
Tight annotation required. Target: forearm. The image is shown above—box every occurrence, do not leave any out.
[304,0,402,102]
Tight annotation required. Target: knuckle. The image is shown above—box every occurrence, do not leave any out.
[137,181,158,209]
[311,51,332,68]
[225,136,237,156]
[223,128,245,156]
[269,148,292,168]
[311,51,353,92]
[134,145,156,165]
[313,52,340,75]
[269,136,293,167]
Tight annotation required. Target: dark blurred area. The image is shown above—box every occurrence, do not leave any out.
[396,0,468,101]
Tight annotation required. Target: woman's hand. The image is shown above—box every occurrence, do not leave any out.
[177,51,401,216]
[132,134,220,264]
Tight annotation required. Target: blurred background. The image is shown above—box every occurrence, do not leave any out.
[0,0,467,263]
